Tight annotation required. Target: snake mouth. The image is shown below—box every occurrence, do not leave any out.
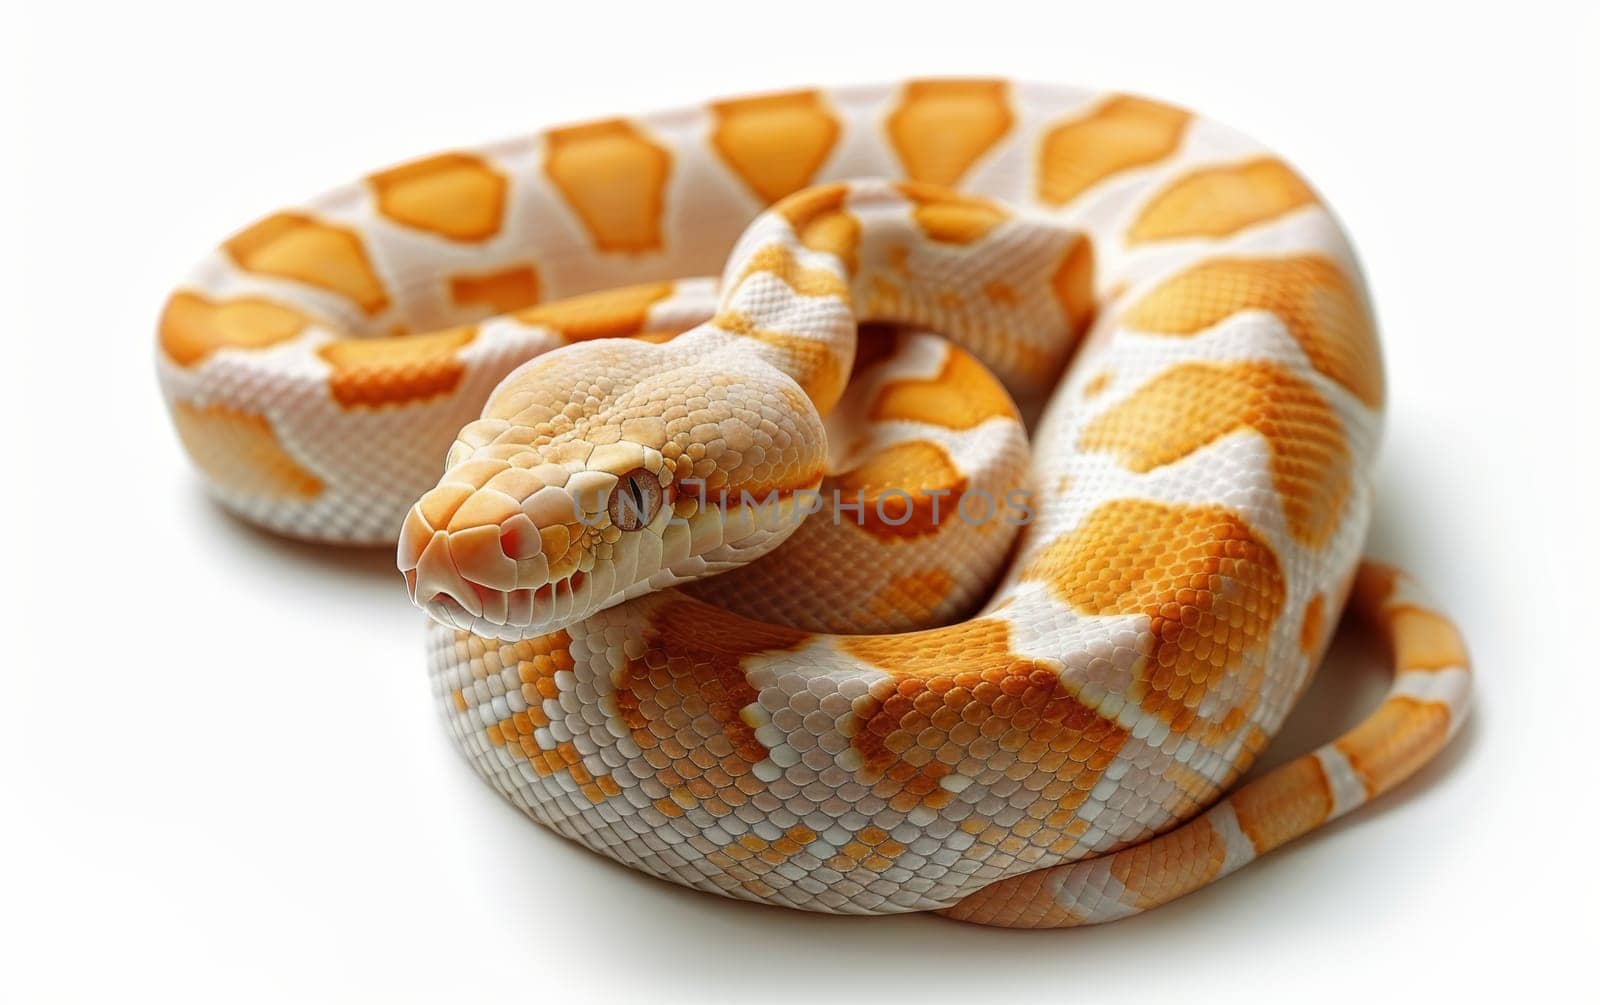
[411,569,590,640]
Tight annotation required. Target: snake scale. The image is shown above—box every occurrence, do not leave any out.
[156,80,1470,927]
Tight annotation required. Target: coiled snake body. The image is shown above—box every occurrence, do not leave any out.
[157,81,1470,926]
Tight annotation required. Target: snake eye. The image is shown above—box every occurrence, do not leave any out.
[608,467,663,531]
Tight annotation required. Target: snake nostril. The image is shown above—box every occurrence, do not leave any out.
[498,513,542,560]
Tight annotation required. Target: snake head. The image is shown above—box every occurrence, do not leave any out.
[397,337,827,640]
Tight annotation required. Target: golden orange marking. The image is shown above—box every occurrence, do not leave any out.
[1052,236,1097,333]
[1228,753,1333,854]
[1389,606,1469,671]
[705,824,822,898]
[159,291,312,367]
[830,439,966,539]
[886,79,1013,187]
[317,325,476,408]
[1022,499,1287,734]
[514,282,675,341]
[475,630,623,804]
[1037,95,1191,206]
[1121,255,1383,407]
[1300,594,1327,654]
[773,183,861,274]
[712,309,847,412]
[841,618,1128,815]
[223,212,389,315]
[864,569,957,629]
[368,152,507,242]
[1079,361,1351,547]
[711,90,841,203]
[897,182,1008,244]
[1129,157,1317,244]
[448,264,540,315]
[170,401,323,499]
[544,119,672,253]
[1080,371,1113,399]
[939,865,1086,928]
[1335,696,1452,798]
[733,244,849,300]
[615,600,811,812]
[870,344,1019,430]
[1110,815,1227,909]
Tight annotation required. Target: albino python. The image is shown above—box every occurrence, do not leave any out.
[157,80,1471,926]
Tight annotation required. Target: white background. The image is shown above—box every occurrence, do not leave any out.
[4,2,1596,1001]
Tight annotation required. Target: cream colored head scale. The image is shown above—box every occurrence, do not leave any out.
[398,333,828,640]
[158,82,1471,927]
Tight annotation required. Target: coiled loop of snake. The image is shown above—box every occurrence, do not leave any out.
[157,82,1470,925]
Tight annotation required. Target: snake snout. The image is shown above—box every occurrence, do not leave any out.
[397,480,531,630]
[397,463,615,638]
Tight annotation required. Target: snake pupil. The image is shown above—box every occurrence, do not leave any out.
[608,468,660,531]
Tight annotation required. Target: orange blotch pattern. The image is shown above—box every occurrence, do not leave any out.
[616,601,811,815]
[477,630,624,805]
[831,439,967,539]
[841,618,1129,815]
[513,281,675,341]
[1335,696,1452,798]
[1228,753,1333,854]
[448,264,540,315]
[170,401,323,500]
[864,569,958,629]
[1121,255,1383,407]
[897,182,1009,244]
[1078,361,1352,547]
[1109,814,1227,910]
[870,343,1019,430]
[712,309,848,412]
[1080,371,1113,400]
[223,212,389,316]
[827,826,909,874]
[733,244,849,301]
[1300,593,1327,654]
[159,291,312,367]
[886,79,1014,187]
[368,152,508,242]
[1022,499,1287,734]
[1389,606,1469,671]
[703,826,821,899]
[1037,95,1191,206]
[711,90,841,203]
[1129,157,1317,244]
[318,325,477,408]
[1052,236,1097,334]
[938,862,1086,928]
[544,119,672,253]
[774,183,861,274]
